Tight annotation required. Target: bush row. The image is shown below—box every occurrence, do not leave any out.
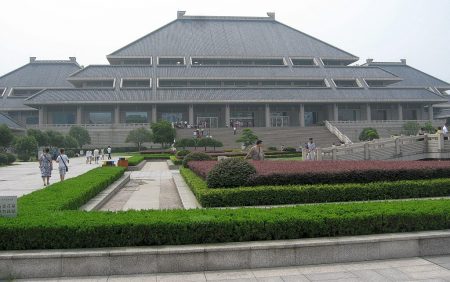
[128,154,171,166]
[0,153,16,165]
[181,167,450,207]
[170,155,183,165]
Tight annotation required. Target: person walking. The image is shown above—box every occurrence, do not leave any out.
[39,147,53,186]
[100,148,105,160]
[56,148,69,182]
[93,148,99,164]
[245,140,265,160]
[306,138,317,160]
[86,150,92,164]
[107,145,112,160]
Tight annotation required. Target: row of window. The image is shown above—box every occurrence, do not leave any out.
[109,56,354,67]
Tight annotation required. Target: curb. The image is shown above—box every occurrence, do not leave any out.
[127,160,146,171]
[1,230,449,279]
[79,173,130,211]
[172,171,201,209]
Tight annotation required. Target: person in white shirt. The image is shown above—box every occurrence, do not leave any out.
[56,148,69,181]
[107,146,112,160]
[443,124,449,140]
[86,150,92,164]
[306,138,317,160]
[93,148,99,164]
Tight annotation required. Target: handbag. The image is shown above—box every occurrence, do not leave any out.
[60,155,68,172]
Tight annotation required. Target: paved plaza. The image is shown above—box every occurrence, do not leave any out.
[14,256,450,281]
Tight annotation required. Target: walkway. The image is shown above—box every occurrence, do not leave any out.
[0,157,103,197]
[100,161,182,211]
[15,255,450,281]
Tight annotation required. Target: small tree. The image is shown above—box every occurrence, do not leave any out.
[236,128,259,149]
[68,126,91,148]
[198,138,223,151]
[151,121,176,148]
[423,122,436,134]
[14,136,38,161]
[359,127,379,141]
[46,130,65,148]
[125,127,152,151]
[27,129,49,147]
[63,135,79,149]
[402,121,420,136]
[175,138,196,149]
[0,125,14,151]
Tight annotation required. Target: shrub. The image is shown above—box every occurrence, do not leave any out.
[170,155,183,165]
[5,153,16,164]
[283,147,297,152]
[359,127,379,141]
[182,152,212,168]
[402,121,420,136]
[176,149,191,157]
[128,155,145,166]
[175,138,197,149]
[206,158,257,188]
[69,126,91,148]
[14,136,38,161]
[63,135,79,149]
[423,122,436,134]
[65,150,76,158]
[0,153,7,165]
[267,146,277,151]
[0,124,14,150]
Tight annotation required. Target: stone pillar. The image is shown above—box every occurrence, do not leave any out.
[366,104,371,121]
[398,104,403,121]
[38,106,45,127]
[114,105,120,124]
[151,104,157,123]
[333,103,339,121]
[299,104,305,127]
[76,106,82,125]
[225,104,230,127]
[265,104,271,128]
[428,104,434,121]
[188,104,194,125]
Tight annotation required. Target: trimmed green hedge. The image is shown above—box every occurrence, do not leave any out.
[170,155,182,165]
[128,155,144,166]
[181,167,450,207]
[128,154,171,166]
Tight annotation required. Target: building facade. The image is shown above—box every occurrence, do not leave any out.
[1,12,449,133]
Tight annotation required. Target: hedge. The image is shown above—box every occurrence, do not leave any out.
[128,154,171,166]
[170,155,182,165]
[181,167,450,207]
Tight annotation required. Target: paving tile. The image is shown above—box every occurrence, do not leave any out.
[205,270,254,280]
[425,256,450,265]
[157,272,206,282]
[252,267,300,278]
[279,275,310,282]
[374,267,410,280]
[296,264,346,274]
[256,277,284,282]
[107,274,157,281]
[405,270,450,280]
[305,271,356,281]
[397,264,447,273]
[350,269,390,282]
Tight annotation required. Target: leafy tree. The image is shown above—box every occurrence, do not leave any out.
[27,129,49,147]
[68,126,91,148]
[125,127,152,151]
[175,138,197,149]
[151,121,176,148]
[423,122,436,134]
[14,136,38,161]
[402,121,420,136]
[236,128,259,149]
[46,130,65,148]
[0,124,14,151]
[63,136,79,149]
[198,138,223,151]
[359,127,379,141]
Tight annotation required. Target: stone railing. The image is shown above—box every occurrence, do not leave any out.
[27,123,151,129]
[330,120,441,127]
[324,120,352,144]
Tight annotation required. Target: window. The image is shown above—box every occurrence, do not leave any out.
[125,112,148,123]
[10,88,42,97]
[0,88,5,96]
[191,57,286,66]
[291,58,317,66]
[157,79,327,88]
[120,58,151,65]
[322,59,354,66]
[84,80,114,88]
[121,79,151,88]
[158,57,185,66]
[52,112,76,124]
[88,112,112,124]
[333,79,360,88]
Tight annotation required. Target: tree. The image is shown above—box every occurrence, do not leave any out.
[0,125,14,151]
[46,130,65,148]
[63,136,79,149]
[402,121,420,136]
[27,129,49,147]
[151,121,176,148]
[198,138,223,151]
[423,121,436,134]
[68,126,91,148]
[236,128,259,149]
[359,127,379,141]
[125,127,152,151]
[175,138,196,149]
[14,136,38,161]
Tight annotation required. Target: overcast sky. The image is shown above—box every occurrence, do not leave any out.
[1,0,449,82]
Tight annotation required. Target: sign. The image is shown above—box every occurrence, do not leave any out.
[0,196,17,218]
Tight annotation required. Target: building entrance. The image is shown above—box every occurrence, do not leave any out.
[271,116,289,127]
[196,117,218,128]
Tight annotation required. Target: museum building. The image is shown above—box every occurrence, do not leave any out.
[1,11,450,131]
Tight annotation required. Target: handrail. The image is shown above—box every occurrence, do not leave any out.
[324,120,352,144]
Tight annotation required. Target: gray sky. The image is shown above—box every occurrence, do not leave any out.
[1,0,449,82]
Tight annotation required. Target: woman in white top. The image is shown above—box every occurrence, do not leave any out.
[56,148,69,181]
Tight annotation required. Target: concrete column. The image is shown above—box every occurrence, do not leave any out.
[38,106,45,127]
[299,104,305,127]
[398,104,403,121]
[428,104,434,121]
[188,104,194,125]
[265,104,271,127]
[76,106,82,124]
[151,104,157,123]
[366,104,371,121]
[333,103,339,121]
[225,104,230,127]
[114,105,120,124]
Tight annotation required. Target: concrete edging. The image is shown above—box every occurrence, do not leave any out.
[79,173,131,211]
[1,230,449,279]
[127,160,146,171]
[172,171,201,209]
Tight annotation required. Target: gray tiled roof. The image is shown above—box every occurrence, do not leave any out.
[0,112,25,130]
[69,65,397,80]
[108,16,358,60]
[0,61,81,88]
[24,87,445,105]
[0,98,35,111]
[367,63,450,89]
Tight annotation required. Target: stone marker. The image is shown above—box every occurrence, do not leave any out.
[0,196,17,218]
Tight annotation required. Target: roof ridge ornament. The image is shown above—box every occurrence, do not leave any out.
[177,11,186,19]
[267,12,275,19]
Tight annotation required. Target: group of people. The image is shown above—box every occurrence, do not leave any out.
[192,128,211,138]
[84,146,112,164]
[38,148,69,186]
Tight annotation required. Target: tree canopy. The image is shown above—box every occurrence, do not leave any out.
[68,126,91,148]
[151,121,176,148]
[125,127,152,151]
[27,129,49,147]
[14,136,38,161]
[0,125,14,150]
[236,128,259,149]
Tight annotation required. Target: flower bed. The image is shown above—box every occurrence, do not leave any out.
[189,160,450,186]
